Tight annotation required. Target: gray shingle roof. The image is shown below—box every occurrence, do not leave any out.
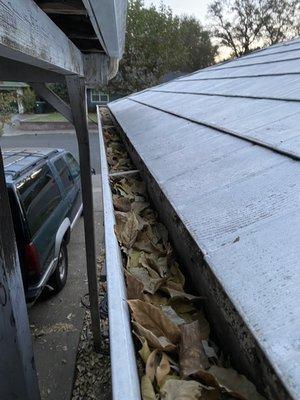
[108,37,300,400]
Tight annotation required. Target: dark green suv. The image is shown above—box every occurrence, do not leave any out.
[4,148,82,300]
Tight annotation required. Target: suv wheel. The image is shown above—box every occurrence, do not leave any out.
[50,242,68,293]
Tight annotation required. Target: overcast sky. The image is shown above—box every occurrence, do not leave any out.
[143,0,211,24]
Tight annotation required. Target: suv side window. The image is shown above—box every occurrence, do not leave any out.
[65,153,80,179]
[54,157,74,190]
[17,164,61,236]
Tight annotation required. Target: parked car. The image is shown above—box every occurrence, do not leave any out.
[3,148,82,300]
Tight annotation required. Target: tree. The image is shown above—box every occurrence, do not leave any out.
[21,88,36,113]
[107,0,217,94]
[262,0,300,45]
[208,0,299,57]
[0,92,15,133]
[178,16,218,72]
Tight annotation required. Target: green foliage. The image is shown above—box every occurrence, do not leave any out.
[208,0,299,57]
[108,0,217,95]
[49,84,69,104]
[0,91,16,133]
[22,87,37,113]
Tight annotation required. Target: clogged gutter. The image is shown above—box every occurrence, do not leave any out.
[101,108,266,400]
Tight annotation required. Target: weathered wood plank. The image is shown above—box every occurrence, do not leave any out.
[0,0,84,75]
[66,75,101,351]
[0,148,40,400]
[0,56,65,83]
[30,83,73,123]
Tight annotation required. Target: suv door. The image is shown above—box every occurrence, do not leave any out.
[16,163,63,277]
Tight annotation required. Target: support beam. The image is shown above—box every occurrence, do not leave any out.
[30,83,73,124]
[0,149,40,400]
[0,0,84,75]
[0,57,65,83]
[66,75,101,351]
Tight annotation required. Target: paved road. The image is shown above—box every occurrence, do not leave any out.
[0,129,101,173]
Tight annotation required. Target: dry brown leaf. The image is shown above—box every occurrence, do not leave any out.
[134,226,165,256]
[160,379,203,400]
[197,310,211,340]
[169,299,198,322]
[125,270,145,300]
[129,178,147,196]
[161,306,186,326]
[128,300,181,344]
[115,178,136,198]
[198,388,220,400]
[179,321,210,379]
[141,252,169,278]
[162,287,203,301]
[132,201,150,215]
[156,353,171,387]
[132,321,177,352]
[141,207,158,225]
[114,211,127,229]
[146,349,160,382]
[113,195,132,212]
[144,293,169,306]
[208,366,266,400]
[129,300,180,352]
[141,375,156,400]
[166,263,185,291]
[128,266,166,294]
[122,211,140,248]
[139,337,151,364]
[126,249,142,269]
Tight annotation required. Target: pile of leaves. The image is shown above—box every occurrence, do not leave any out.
[102,108,266,400]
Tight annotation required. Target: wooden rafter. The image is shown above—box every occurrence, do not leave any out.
[39,1,88,15]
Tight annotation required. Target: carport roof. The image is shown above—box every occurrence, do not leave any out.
[108,37,300,399]
[34,0,127,58]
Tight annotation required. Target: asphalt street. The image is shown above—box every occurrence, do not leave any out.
[0,129,101,173]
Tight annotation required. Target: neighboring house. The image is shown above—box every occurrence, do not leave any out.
[87,88,110,111]
[0,81,27,114]
[87,87,124,111]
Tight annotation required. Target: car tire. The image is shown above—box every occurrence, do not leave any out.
[50,242,68,293]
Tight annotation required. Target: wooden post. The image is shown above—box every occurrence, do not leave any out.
[66,75,101,351]
[0,148,40,400]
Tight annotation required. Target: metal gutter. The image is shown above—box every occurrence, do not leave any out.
[96,106,141,400]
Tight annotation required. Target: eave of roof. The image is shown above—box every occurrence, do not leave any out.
[34,0,127,59]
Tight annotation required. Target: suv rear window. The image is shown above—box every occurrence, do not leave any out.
[17,164,61,236]
[54,157,74,190]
